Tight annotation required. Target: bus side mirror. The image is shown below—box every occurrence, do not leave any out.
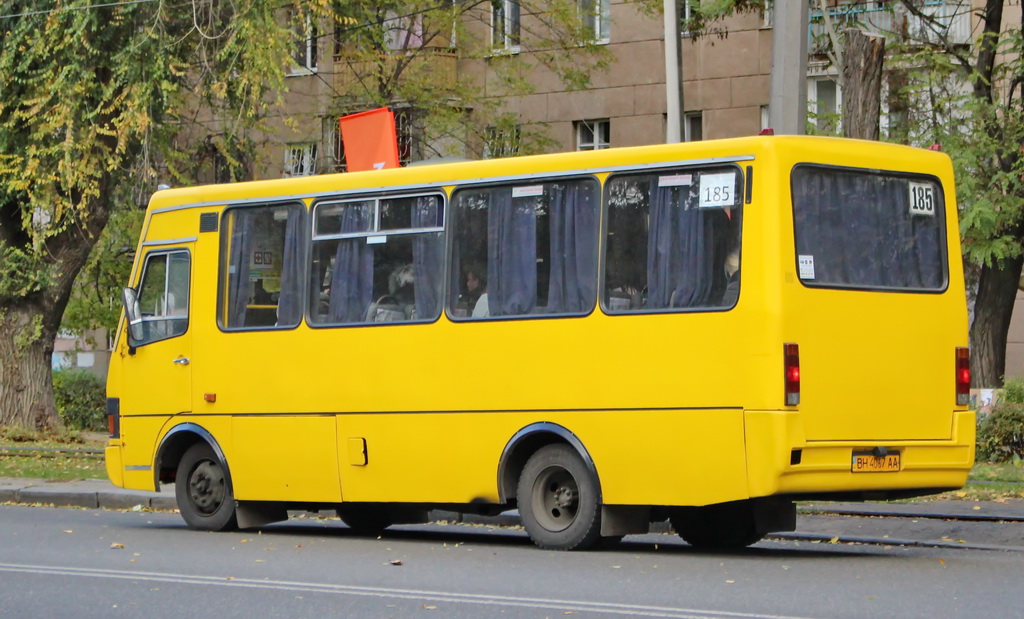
[121,287,144,345]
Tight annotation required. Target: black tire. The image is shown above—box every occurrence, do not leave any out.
[517,444,603,551]
[670,503,764,550]
[175,442,238,532]
[338,505,393,535]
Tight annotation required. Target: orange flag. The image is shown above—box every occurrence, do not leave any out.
[338,108,400,172]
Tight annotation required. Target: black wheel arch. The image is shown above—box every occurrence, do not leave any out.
[155,423,231,491]
[497,422,599,504]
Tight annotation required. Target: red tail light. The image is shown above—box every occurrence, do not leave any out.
[784,343,800,406]
[955,347,970,406]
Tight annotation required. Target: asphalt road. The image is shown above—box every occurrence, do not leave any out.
[1,505,1022,618]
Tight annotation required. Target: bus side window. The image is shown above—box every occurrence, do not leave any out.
[603,167,742,313]
[448,178,600,320]
[308,194,444,326]
[219,203,305,330]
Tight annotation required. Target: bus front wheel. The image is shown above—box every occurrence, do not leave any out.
[175,442,238,532]
[517,444,603,551]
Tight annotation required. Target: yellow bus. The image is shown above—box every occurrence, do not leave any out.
[106,135,974,550]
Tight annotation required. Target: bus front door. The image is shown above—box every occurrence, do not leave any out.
[117,244,194,420]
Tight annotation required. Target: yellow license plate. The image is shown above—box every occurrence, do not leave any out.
[851,452,901,473]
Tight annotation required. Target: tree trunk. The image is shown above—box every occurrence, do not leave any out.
[970,256,1024,388]
[841,29,884,141]
[0,302,60,430]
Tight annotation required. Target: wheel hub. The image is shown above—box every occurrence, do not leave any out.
[189,460,225,514]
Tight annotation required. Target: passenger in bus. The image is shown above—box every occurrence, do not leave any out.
[720,248,740,307]
[457,265,489,317]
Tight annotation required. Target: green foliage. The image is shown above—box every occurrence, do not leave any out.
[51,369,107,432]
[977,400,1024,463]
[1001,377,1024,405]
[61,208,144,340]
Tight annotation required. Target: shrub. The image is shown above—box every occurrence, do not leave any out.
[977,400,1024,463]
[52,368,107,432]
[1001,377,1024,405]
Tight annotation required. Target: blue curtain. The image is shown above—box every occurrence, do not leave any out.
[792,169,943,289]
[488,188,536,316]
[412,196,444,319]
[328,205,374,322]
[546,182,598,313]
[646,180,713,309]
[227,212,254,327]
[276,207,304,326]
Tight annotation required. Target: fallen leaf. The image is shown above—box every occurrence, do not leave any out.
[610,565,621,569]
[972,506,981,511]
[726,580,735,584]
[828,536,840,544]
[110,543,125,549]
[422,604,437,610]
[63,530,73,534]
[939,558,945,565]
[390,560,404,566]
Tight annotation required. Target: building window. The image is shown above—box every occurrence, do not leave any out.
[395,108,415,166]
[576,119,610,150]
[484,125,521,159]
[492,0,521,51]
[284,143,318,177]
[808,76,841,134]
[292,14,318,74]
[579,0,610,43]
[685,112,703,142]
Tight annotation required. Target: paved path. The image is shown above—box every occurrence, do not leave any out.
[2,477,1022,551]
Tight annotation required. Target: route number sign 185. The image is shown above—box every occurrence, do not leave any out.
[909,181,936,217]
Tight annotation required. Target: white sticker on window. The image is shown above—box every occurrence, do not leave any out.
[367,235,387,245]
[798,255,815,280]
[699,172,736,208]
[658,174,692,187]
[908,182,936,216]
[512,185,544,198]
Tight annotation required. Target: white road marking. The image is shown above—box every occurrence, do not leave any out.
[0,562,813,619]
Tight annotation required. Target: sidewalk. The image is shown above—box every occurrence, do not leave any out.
[2,477,1022,551]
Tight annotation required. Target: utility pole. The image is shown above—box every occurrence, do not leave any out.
[664,0,684,143]
[768,0,810,134]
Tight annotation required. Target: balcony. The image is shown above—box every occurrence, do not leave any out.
[808,1,972,54]
[332,47,458,98]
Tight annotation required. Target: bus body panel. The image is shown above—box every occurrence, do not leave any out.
[332,409,748,507]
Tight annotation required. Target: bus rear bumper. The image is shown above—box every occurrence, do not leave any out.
[744,409,975,500]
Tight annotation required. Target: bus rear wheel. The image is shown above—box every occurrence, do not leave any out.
[670,503,764,549]
[517,444,603,551]
[175,442,238,532]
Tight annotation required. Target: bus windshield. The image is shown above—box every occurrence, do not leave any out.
[791,165,947,291]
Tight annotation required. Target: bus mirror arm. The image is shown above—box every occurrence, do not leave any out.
[121,287,143,353]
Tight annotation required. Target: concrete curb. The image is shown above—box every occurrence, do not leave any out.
[0,479,174,511]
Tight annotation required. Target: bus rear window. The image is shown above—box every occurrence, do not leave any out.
[792,165,947,291]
